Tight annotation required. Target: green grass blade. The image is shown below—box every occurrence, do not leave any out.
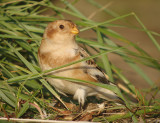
[97,28,114,81]
[129,62,154,86]
[0,89,15,107]
[17,102,29,118]
[80,13,133,32]
[5,41,37,73]
[133,13,160,51]
[62,0,88,20]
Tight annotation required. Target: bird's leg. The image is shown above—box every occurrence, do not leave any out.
[73,88,86,111]
[79,102,83,111]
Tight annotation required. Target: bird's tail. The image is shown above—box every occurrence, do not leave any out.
[96,87,125,105]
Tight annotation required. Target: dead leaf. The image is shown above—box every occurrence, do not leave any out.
[63,114,75,120]
[60,110,72,115]
[64,102,79,111]
[79,113,93,121]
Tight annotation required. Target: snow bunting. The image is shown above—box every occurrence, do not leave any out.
[38,20,124,106]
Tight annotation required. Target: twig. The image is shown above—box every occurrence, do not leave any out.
[0,118,96,123]
[0,0,23,6]
[103,112,125,115]
[88,2,113,19]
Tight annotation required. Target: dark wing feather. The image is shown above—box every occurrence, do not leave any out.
[78,47,111,85]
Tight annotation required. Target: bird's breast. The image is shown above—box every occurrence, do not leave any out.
[38,48,81,70]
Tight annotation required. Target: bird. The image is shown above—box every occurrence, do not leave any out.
[38,20,124,107]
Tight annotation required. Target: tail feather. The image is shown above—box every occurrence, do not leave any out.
[96,88,125,105]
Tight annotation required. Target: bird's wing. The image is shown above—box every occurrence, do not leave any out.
[78,47,114,85]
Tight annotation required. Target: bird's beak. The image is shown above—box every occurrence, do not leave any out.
[71,26,79,34]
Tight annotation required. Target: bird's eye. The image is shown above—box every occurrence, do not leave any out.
[59,25,64,29]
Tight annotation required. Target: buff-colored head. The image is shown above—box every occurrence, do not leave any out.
[43,20,79,44]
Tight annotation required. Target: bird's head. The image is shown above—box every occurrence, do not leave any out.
[44,20,79,44]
